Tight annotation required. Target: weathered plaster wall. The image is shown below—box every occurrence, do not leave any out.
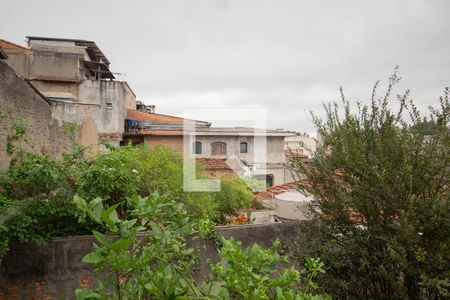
[78,80,129,136]
[31,81,80,99]
[1,49,29,78]
[195,135,285,164]
[0,221,301,300]
[0,60,72,169]
[28,50,82,81]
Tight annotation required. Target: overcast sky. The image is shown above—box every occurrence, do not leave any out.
[1,0,449,134]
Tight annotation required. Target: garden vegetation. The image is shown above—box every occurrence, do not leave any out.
[289,69,450,299]
[0,129,327,299]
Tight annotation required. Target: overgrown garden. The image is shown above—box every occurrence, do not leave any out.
[0,124,327,299]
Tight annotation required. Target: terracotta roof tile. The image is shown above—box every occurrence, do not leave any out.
[253,180,308,200]
[196,158,245,172]
[197,158,229,171]
[127,109,208,125]
[125,130,183,136]
[0,39,29,50]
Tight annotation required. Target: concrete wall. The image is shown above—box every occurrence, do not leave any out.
[195,135,285,164]
[195,135,287,184]
[0,60,73,169]
[28,49,83,81]
[1,49,29,78]
[46,79,132,144]
[31,81,80,99]
[0,221,301,300]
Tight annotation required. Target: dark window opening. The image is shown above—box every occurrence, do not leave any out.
[254,174,274,187]
[240,142,248,153]
[194,141,202,154]
[211,142,227,156]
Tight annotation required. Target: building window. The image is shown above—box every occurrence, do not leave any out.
[211,142,227,156]
[193,141,202,154]
[240,142,248,153]
[254,174,274,187]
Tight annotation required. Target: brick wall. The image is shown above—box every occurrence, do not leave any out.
[145,135,184,152]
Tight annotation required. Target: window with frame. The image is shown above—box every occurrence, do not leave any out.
[211,142,227,156]
[240,142,248,153]
[193,141,202,154]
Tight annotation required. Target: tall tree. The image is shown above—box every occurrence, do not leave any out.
[290,68,450,299]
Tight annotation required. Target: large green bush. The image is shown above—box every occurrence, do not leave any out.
[0,147,93,262]
[77,145,220,221]
[77,145,254,223]
[213,175,254,219]
[290,71,450,299]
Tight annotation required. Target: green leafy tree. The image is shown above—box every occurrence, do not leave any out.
[290,69,450,299]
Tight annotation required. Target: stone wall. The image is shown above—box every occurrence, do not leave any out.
[0,221,301,300]
[0,60,73,169]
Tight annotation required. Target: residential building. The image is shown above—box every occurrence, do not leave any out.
[124,108,295,185]
[284,132,317,158]
[1,37,136,146]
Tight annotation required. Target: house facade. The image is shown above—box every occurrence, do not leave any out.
[1,37,136,146]
[124,109,295,185]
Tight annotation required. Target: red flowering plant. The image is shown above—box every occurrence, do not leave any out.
[224,208,255,225]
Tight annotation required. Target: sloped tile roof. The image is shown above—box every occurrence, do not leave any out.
[125,130,184,136]
[0,38,29,50]
[197,158,243,171]
[127,109,208,125]
[253,180,308,201]
[197,158,231,171]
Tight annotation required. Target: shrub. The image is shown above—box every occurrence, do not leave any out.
[289,70,450,299]
[77,145,255,223]
[74,194,329,300]
[0,147,91,262]
[2,194,96,245]
[77,145,143,206]
[0,151,66,200]
[213,175,254,219]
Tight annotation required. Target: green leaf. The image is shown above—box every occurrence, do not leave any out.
[75,288,103,300]
[82,252,104,264]
[149,221,162,236]
[92,230,108,245]
[109,238,131,250]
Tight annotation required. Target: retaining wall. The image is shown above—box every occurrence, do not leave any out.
[0,221,301,300]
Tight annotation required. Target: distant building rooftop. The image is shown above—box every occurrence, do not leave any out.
[26,36,114,79]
